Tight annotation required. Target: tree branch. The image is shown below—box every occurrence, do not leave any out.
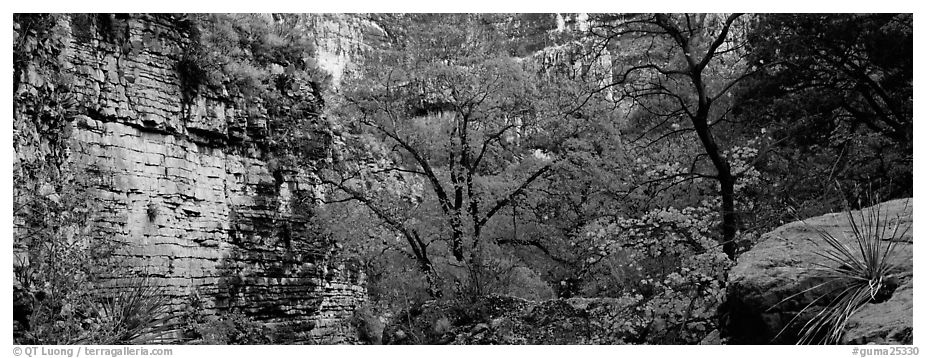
[476,163,553,231]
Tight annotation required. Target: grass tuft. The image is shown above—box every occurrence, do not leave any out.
[774,199,909,344]
[85,276,175,344]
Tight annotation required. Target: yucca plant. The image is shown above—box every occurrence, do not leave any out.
[773,199,910,344]
[82,276,175,344]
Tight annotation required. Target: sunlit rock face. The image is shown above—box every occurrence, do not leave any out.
[13,14,371,343]
[305,14,386,88]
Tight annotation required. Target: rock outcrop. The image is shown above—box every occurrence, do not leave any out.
[304,14,386,88]
[725,198,912,344]
[13,14,376,343]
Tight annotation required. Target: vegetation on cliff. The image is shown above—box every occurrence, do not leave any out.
[12,13,912,345]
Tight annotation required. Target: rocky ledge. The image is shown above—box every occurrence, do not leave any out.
[724,198,912,344]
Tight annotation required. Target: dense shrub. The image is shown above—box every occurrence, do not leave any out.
[177,14,329,99]
[181,292,277,344]
[176,14,334,167]
[350,304,385,344]
[576,204,731,343]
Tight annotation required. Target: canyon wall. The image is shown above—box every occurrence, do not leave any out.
[13,14,377,343]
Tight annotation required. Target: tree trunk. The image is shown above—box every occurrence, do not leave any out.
[691,104,738,260]
[719,173,738,259]
[418,258,442,299]
[652,13,744,260]
[450,214,465,262]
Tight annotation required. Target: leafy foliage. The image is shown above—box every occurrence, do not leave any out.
[176,14,332,166]
[181,291,278,344]
[576,205,730,343]
[747,14,911,144]
[321,13,615,299]
[178,14,328,99]
[313,13,910,345]
[350,303,385,344]
[738,14,912,219]
[22,275,173,345]
[12,12,913,346]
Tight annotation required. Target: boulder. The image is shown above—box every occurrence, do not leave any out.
[843,282,913,344]
[725,199,912,344]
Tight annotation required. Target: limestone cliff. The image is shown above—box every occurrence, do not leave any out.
[13,14,378,343]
